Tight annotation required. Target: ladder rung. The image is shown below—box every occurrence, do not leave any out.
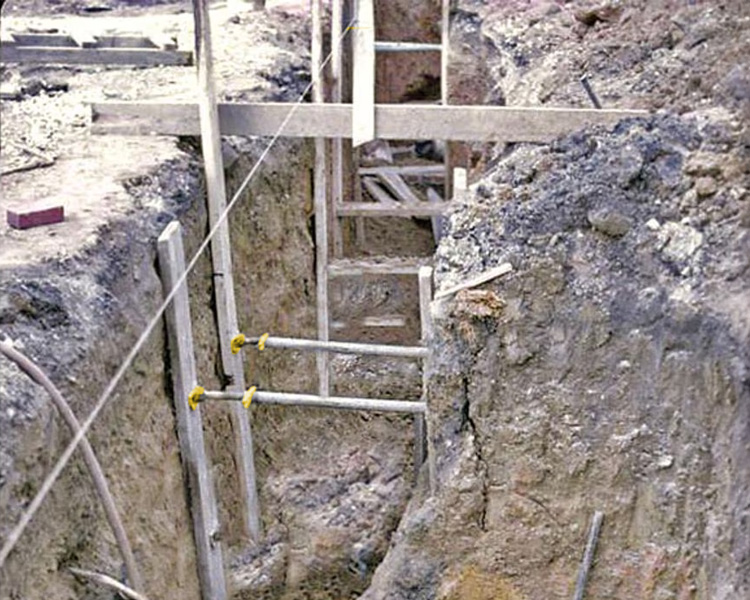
[332,316,408,329]
[335,202,451,217]
[375,41,442,52]
[358,165,445,178]
[328,256,432,277]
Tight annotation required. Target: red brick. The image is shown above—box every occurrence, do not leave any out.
[7,205,65,230]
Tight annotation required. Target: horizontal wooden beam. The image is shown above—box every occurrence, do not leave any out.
[335,202,451,217]
[328,256,432,277]
[91,102,647,141]
[1,46,192,66]
[358,165,445,177]
[375,41,441,52]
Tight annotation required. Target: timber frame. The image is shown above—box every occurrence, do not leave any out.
[87,2,648,598]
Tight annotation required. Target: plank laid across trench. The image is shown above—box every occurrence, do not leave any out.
[91,102,648,141]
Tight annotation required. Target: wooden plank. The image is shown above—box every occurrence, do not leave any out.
[91,101,647,140]
[312,0,330,397]
[328,256,432,277]
[426,187,447,243]
[0,46,192,66]
[375,41,442,52]
[352,0,375,146]
[362,177,397,205]
[359,165,445,177]
[418,266,436,493]
[73,33,98,49]
[10,33,77,47]
[94,35,157,48]
[331,0,345,257]
[441,0,452,199]
[192,0,261,543]
[331,316,408,330]
[435,262,514,299]
[336,202,451,217]
[157,221,227,600]
[453,166,467,194]
[378,172,421,204]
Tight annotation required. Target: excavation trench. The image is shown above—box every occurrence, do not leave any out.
[0,130,436,599]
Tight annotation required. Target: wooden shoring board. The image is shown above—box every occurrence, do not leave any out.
[418,266,437,494]
[331,0,345,257]
[336,202,451,217]
[362,177,398,205]
[157,221,227,600]
[352,0,375,146]
[426,187,447,242]
[312,0,330,397]
[441,0,452,199]
[375,41,442,52]
[10,33,77,47]
[192,0,261,543]
[331,315,407,330]
[91,101,647,141]
[328,256,432,277]
[1,46,191,66]
[359,164,445,178]
[377,172,421,204]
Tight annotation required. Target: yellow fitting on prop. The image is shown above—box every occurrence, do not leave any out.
[242,386,257,409]
[258,333,270,351]
[188,386,205,411]
[230,333,246,355]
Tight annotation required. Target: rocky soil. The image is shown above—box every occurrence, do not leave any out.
[2,0,749,599]
[363,1,750,599]
[0,2,424,599]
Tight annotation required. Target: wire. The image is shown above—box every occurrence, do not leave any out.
[0,12,356,570]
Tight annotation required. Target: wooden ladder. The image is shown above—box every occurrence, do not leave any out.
[314,1,454,379]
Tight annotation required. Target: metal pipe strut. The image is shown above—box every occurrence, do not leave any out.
[201,389,426,414]
[237,334,428,359]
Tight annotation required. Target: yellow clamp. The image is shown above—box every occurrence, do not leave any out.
[230,333,246,355]
[242,386,257,409]
[258,332,270,351]
[188,386,205,411]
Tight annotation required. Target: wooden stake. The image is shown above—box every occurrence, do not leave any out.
[352,0,375,146]
[192,0,261,543]
[157,221,227,600]
[312,0,330,397]
[418,267,437,494]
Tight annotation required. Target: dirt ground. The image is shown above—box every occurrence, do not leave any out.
[0,1,436,599]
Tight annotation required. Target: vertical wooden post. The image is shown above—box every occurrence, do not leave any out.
[418,266,437,494]
[312,0,330,397]
[192,0,261,542]
[331,0,345,257]
[158,221,227,600]
[352,0,375,147]
[453,166,467,199]
[441,0,452,200]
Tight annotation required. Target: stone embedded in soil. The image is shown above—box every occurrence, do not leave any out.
[587,207,633,237]
[694,176,719,197]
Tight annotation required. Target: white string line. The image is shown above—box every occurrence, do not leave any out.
[0,14,356,569]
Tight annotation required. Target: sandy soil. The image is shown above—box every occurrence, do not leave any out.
[1,0,311,267]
